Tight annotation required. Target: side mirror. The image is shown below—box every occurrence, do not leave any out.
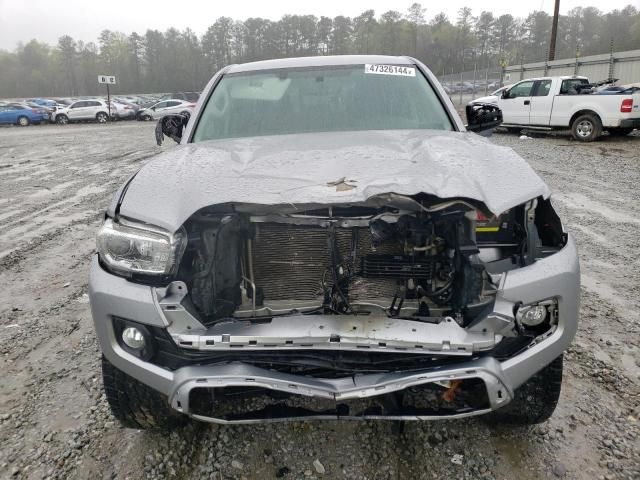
[501,89,510,99]
[155,113,190,146]
[465,103,503,136]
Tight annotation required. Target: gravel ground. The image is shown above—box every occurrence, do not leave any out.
[0,122,638,480]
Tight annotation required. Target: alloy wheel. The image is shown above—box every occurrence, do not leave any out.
[576,120,593,138]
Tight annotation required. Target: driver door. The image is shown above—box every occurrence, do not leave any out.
[497,80,534,125]
[67,101,87,120]
[5,106,23,123]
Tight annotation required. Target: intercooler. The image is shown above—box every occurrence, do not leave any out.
[251,223,403,301]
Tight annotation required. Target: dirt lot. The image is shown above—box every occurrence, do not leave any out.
[0,122,639,480]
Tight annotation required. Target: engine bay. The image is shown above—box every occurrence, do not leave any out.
[174,197,541,327]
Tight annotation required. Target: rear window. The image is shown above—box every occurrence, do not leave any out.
[193,64,453,142]
[560,78,589,94]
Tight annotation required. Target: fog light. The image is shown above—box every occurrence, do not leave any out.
[122,327,146,350]
[516,304,548,327]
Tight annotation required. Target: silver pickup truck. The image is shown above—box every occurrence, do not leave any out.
[90,55,579,427]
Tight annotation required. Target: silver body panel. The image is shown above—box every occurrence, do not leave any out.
[118,129,550,232]
[89,234,579,423]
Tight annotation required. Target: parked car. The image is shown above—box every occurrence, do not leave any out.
[25,101,55,117]
[159,92,200,102]
[471,85,511,105]
[596,83,640,95]
[53,98,74,106]
[136,99,195,121]
[111,101,138,120]
[492,75,640,140]
[54,99,112,124]
[27,98,57,107]
[0,103,49,125]
[91,55,579,429]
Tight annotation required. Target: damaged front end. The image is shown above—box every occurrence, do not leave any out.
[92,189,578,423]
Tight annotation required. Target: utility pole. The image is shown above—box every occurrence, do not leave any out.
[548,0,560,61]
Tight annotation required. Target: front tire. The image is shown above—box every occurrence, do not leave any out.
[56,114,69,125]
[96,112,108,123]
[571,113,601,142]
[101,356,188,430]
[17,116,30,126]
[483,354,563,425]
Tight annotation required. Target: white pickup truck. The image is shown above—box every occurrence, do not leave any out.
[482,76,640,141]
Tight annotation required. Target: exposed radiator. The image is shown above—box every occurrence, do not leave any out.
[252,223,402,301]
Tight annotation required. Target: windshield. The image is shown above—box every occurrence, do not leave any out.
[192,65,453,142]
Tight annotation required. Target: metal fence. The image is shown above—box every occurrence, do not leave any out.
[439,49,640,105]
[437,63,503,106]
[503,49,640,86]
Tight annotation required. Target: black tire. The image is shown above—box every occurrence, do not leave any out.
[96,112,109,123]
[101,355,188,430]
[571,113,601,142]
[483,354,563,425]
[17,116,30,126]
[608,127,634,137]
[141,114,152,121]
[56,114,69,125]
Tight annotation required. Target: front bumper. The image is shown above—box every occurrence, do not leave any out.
[89,235,580,423]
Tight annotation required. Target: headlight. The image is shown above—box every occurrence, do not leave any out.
[96,218,186,276]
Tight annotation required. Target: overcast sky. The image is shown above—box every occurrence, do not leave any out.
[0,0,637,50]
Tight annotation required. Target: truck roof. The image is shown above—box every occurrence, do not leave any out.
[227,55,414,74]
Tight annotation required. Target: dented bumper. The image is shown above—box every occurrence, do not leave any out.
[89,234,579,423]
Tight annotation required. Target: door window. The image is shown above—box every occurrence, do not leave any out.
[154,102,168,109]
[71,102,85,109]
[166,101,181,107]
[508,81,534,98]
[533,80,552,96]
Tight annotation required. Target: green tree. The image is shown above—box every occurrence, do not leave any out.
[406,3,426,56]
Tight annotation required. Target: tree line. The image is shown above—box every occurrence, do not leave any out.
[1,3,639,98]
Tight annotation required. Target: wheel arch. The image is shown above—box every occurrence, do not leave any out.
[569,108,602,128]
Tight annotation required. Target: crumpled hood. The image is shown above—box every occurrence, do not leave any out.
[120,129,550,231]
